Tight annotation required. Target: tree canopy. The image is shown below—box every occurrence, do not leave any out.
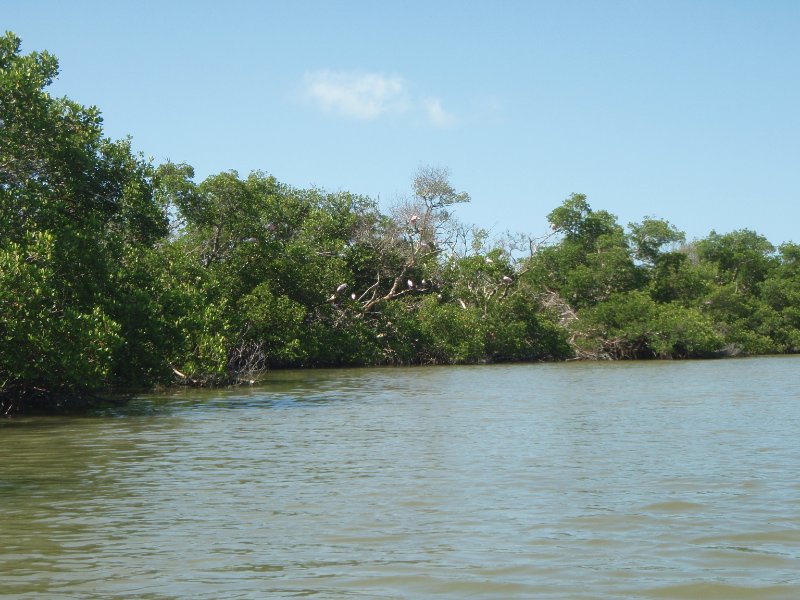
[2,33,798,413]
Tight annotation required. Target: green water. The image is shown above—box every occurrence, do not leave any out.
[2,357,799,599]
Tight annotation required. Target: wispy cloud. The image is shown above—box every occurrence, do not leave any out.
[423,97,456,128]
[303,70,455,127]
[304,71,408,120]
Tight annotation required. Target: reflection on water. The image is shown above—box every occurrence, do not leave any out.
[2,357,800,599]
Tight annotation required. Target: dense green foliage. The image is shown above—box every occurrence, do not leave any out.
[1,34,798,412]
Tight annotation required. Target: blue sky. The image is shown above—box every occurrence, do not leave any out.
[6,0,800,244]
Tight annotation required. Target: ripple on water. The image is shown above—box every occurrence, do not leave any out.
[2,358,800,599]
[639,582,800,599]
[640,500,707,512]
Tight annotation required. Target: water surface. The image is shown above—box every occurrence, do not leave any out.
[2,357,799,598]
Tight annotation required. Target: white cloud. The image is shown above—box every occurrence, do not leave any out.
[423,97,456,128]
[304,71,408,120]
[303,70,456,127]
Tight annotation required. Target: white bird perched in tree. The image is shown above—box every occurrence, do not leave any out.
[485,257,493,264]
[336,283,348,293]
[351,293,357,300]
[407,279,414,288]
[502,275,513,284]
[409,214,419,225]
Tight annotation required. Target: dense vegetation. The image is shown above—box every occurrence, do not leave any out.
[2,34,798,413]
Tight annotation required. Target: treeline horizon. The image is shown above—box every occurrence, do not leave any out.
[2,33,799,413]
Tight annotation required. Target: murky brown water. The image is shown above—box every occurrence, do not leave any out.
[2,356,799,599]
